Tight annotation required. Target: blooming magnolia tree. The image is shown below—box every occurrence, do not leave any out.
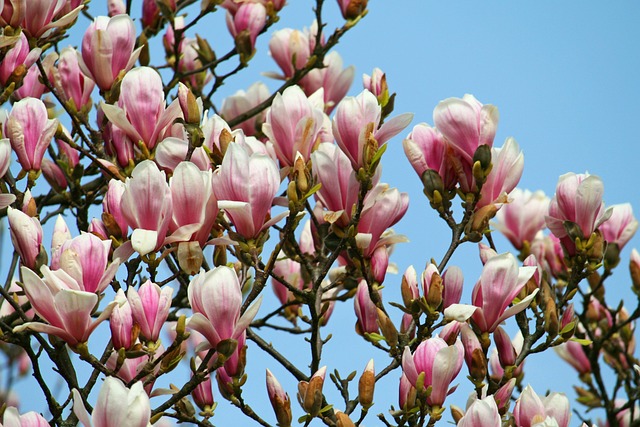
[0,0,637,426]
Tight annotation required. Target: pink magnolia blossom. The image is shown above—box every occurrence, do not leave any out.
[4,97,58,171]
[457,396,501,427]
[490,327,524,380]
[459,323,482,373]
[476,137,524,209]
[110,289,134,350]
[12,52,56,100]
[102,179,128,238]
[300,51,354,113]
[192,370,215,411]
[167,162,217,246]
[599,203,638,249]
[7,207,43,269]
[357,184,409,257]
[333,89,413,170]
[0,0,24,27]
[493,188,550,250]
[108,0,126,16]
[105,350,159,394]
[2,407,49,427]
[262,85,326,167]
[469,253,536,332]
[41,158,67,190]
[226,2,267,52]
[0,33,41,87]
[445,253,536,332]
[221,82,270,136]
[311,143,359,227]
[403,123,457,190]
[268,28,311,79]
[398,373,416,410]
[363,67,387,100]
[354,280,379,335]
[73,377,151,427]
[14,267,116,347]
[49,232,119,294]
[54,46,95,112]
[120,160,173,256]
[433,94,499,192]
[80,14,141,91]
[546,173,612,255]
[401,337,464,407]
[213,142,283,239]
[513,385,571,427]
[187,266,261,350]
[530,232,567,279]
[127,280,173,342]
[554,340,591,375]
[442,266,463,309]
[176,36,213,91]
[101,67,181,151]
[18,0,82,39]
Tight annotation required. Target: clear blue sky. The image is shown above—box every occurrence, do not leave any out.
[8,1,640,425]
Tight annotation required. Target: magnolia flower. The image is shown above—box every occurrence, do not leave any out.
[433,94,499,192]
[73,377,151,427]
[2,407,49,427]
[311,143,359,227]
[80,14,141,91]
[457,396,501,427]
[101,67,181,151]
[14,267,116,347]
[262,85,326,167]
[445,253,536,333]
[513,385,571,427]
[213,143,283,239]
[333,89,413,170]
[599,203,638,249]
[546,172,612,255]
[4,97,58,172]
[221,82,270,136]
[120,160,173,256]
[493,188,550,250]
[401,337,464,406]
[476,137,524,209]
[127,280,173,343]
[187,266,261,350]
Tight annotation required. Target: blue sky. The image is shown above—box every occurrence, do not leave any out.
[7,1,640,425]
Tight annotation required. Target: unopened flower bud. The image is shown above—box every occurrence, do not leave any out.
[469,348,487,382]
[335,411,356,427]
[472,144,492,185]
[575,386,601,408]
[421,169,445,207]
[358,359,375,409]
[450,405,464,424]
[541,282,559,338]
[376,308,398,347]
[266,369,292,427]
[469,204,499,238]
[630,249,640,291]
[297,366,326,416]
[339,0,368,20]
[426,272,443,310]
